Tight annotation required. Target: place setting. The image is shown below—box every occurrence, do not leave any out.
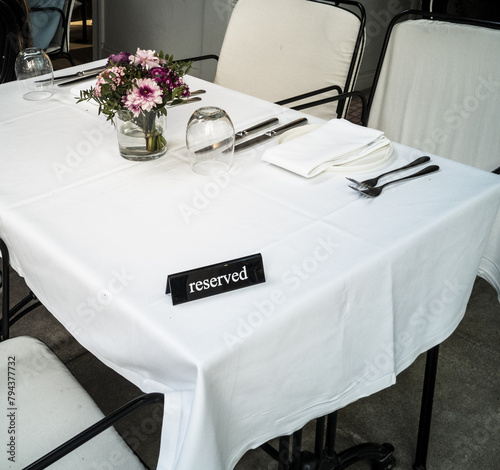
[239,117,440,198]
[186,113,309,175]
[259,118,394,178]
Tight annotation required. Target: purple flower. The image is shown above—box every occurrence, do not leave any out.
[124,78,163,117]
[148,67,168,85]
[107,51,131,66]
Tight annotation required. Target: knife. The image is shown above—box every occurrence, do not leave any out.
[35,66,105,84]
[234,117,308,153]
[57,72,104,87]
[235,117,279,140]
[168,97,202,107]
[195,117,279,154]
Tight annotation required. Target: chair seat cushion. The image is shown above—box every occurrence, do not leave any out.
[0,336,145,469]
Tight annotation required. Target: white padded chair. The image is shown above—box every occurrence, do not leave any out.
[0,336,162,469]
[190,0,365,120]
[364,14,500,469]
[0,241,161,469]
[367,10,500,173]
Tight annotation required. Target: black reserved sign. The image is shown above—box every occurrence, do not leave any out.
[166,253,265,305]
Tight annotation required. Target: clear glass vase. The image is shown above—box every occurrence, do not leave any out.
[116,110,167,161]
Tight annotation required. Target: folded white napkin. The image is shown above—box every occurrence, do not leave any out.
[262,119,391,177]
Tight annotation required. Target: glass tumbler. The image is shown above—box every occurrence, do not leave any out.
[15,48,54,101]
[186,107,235,176]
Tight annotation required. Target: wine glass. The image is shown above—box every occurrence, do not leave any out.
[15,48,54,101]
[186,107,235,176]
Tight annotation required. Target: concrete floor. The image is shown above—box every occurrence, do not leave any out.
[4,269,499,469]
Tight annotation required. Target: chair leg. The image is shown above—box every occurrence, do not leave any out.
[1,237,10,340]
[0,238,42,341]
[413,345,440,470]
[61,52,76,66]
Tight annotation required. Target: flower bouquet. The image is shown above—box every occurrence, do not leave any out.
[78,48,191,160]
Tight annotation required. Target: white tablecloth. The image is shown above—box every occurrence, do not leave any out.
[1,65,500,470]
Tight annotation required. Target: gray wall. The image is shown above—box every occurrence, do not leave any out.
[93,0,236,80]
[93,0,418,89]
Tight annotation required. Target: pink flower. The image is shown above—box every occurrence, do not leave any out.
[129,48,160,69]
[124,78,163,117]
[94,66,126,96]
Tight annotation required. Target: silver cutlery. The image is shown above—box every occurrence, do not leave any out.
[195,117,279,154]
[235,117,279,140]
[169,97,202,107]
[37,65,105,84]
[347,156,431,188]
[349,165,440,197]
[234,117,308,152]
[58,73,104,87]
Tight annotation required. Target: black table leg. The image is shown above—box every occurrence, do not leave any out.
[261,345,440,470]
[262,410,395,470]
[413,345,440,470]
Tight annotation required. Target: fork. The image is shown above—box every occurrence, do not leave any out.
[349,165,440,197]
[346,156,431,188]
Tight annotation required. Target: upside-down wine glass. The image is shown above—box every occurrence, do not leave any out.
[186,107,235,176]
[15,48,54,101]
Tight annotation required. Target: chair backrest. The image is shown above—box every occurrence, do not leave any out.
[0,0,31,83]
[30,0,76,65]
[214,0,365,120]
[367,10,500,172]
[46,0,75,54]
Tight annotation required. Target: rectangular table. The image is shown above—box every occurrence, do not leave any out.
[1,63,500,469]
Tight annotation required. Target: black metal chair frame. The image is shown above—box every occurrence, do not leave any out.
[277,0,366,119]
[281,10,499,470]
[181,0,366,120]
[304,9,500,134]
[23,392,164,470]
[1,238,164,469]
[366,11,500,470]
[421,0,449,14]
[0,237,41,341]
[30,0,76,66]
